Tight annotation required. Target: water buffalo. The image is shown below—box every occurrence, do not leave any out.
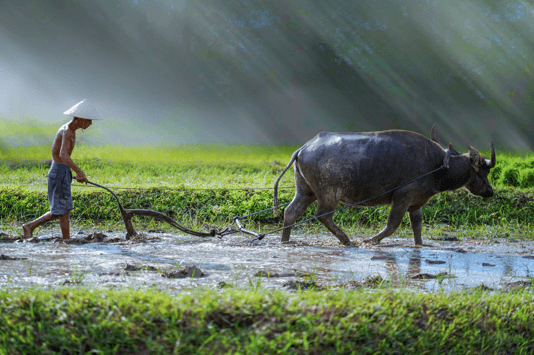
[273,127,496,246]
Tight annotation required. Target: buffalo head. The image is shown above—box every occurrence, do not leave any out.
[465,142,496,198]
[431,125,496,199]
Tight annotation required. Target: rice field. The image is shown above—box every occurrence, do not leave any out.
[1,118,533,235]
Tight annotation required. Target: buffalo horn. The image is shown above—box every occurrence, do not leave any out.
[430,124,439,143]
[485,141,496,168]
[443,144,452,169]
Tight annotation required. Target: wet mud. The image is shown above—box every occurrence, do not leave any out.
[162,265,207,279]
[0,254,26,261]
[0,232,21,243]
[1,231,534,293]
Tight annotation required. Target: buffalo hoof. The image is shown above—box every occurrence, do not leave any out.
[343,241,358,247]
[363,237,381,245]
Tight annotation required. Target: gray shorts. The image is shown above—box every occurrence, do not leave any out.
[47,162,73,216]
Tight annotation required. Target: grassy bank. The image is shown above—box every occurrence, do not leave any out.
[1,186,533,238]
[1,287,533,354]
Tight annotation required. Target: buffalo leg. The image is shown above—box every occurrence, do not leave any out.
[408,208,423,245]
[281,176,316,242]
[367,200,411,244]
[315,200,352,246]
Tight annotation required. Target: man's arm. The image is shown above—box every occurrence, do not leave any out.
[59,129,88,183]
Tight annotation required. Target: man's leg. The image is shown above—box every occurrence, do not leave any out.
[58,214,70,239]
[22,212,58,237]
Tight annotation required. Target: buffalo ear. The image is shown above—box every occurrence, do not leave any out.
[448,143,461,156]
[469,146,482,169]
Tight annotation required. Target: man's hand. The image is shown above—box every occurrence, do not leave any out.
[76,171,88,184]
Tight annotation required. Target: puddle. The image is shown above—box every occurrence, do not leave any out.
[1,232,534,293]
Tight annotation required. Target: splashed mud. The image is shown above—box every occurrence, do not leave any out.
[1,231,534,293]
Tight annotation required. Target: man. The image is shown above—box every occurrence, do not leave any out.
[22,99,103,239]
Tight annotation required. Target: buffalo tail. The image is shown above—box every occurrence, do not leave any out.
[273,149,300,218]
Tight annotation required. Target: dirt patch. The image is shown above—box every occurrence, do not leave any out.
[85,232,111,242]
[16,232,160,245]
[371,255,395,261]
[505,279,533,292]
[120,233,161,243]
[443,247,468,253]
[411,272,453,280]
[217,281,234,288]
[98,263,207,279]
[63,232,128,244]
[254,270,310,278]
[471,284,495,291]
[227,239,313,247]
[430,234,459,242]
[162,266,206,279]
[123,264,159,272]
[425,259,447,265]
[98,272,125,276]
[283,280,322,291]
[343,275,388,289]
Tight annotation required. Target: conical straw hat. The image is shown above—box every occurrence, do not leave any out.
[63,99,103,120]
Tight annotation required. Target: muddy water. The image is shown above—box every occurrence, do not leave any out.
[1,232,534,293]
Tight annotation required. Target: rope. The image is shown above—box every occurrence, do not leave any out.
[71,185,296,192]
[236,201,291,219]
[12,182,296,192]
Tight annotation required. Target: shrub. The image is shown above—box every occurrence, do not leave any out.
[488,164,502,185]
[501,166,521,187]
[520,168,534,188]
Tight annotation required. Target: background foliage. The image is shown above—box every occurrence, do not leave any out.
[1,0,534,147]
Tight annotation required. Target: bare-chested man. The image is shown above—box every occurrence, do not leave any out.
[22,99,103,239]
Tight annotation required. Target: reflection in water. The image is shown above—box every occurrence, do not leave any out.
[335,240,534,291]
[407,249,422,276]
[1,234,534,292]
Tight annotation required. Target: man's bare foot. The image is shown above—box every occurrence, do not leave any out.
[22,224,33,238]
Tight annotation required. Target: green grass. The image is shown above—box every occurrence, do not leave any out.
[0,143,297,165]
[1,287,533,354]
[1,186,532,238]
[1,144,534,239]
[1,143,533,190]
[490,154,534,188]
[0,145,296,190]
